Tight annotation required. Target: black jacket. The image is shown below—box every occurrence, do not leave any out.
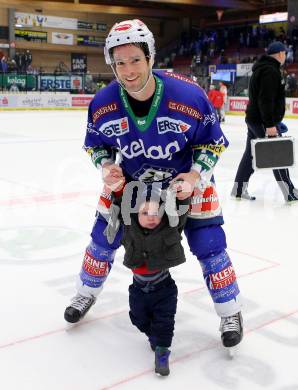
[121,199,189,272]
[246,55,285,129]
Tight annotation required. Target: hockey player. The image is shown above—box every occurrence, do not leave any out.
[64,19,243,350]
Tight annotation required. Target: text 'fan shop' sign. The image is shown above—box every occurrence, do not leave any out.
[71,53,87,73]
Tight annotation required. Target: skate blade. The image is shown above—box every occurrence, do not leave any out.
[64,321,82,331]
[226,345,238,358]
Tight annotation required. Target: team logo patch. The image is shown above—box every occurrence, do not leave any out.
[83,252,109,277]
[168,101,203,120]
[157,117,191,134]
[86,122,98,135]
[137,118,146,126]
[92,103,118,123]
[98,117,129,137]
[209,266,236,289]
[203,113,217,127]
[134,164,176,183]
[114,23,132,31]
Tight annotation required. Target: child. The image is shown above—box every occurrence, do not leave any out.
[108,185,189,376]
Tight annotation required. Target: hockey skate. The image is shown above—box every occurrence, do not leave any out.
[64,294,96,323]
[220,312,243,357]
[155,347,170,376]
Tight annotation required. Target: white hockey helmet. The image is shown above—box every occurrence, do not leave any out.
[104,19,155,65]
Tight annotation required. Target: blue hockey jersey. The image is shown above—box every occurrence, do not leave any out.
[84,71,228,187]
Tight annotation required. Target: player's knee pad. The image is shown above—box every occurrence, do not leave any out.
[78,240,116,291]
[184,224,227,260]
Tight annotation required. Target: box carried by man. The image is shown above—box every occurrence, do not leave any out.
[251,136,295,170]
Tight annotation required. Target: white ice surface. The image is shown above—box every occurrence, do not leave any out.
[0,111,298,390]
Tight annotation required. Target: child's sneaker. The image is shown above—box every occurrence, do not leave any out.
[155,346,170,376]
[64,294,95,323]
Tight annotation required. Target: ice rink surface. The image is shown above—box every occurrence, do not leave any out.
[1,110,298,390]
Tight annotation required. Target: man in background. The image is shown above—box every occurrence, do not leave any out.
[231,41,298,202]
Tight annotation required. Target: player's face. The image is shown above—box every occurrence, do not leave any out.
[113,44,151,93]
[138,201,162,229]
